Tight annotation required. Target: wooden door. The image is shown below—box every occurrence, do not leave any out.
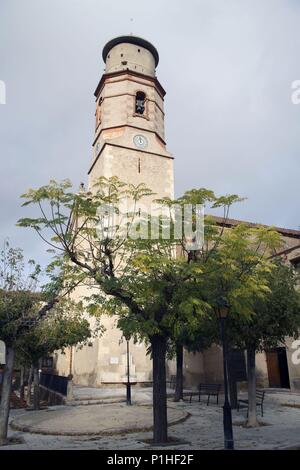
[266,351,281,387]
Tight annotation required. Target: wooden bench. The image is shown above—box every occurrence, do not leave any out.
[237,390,265,417]
[189,383,222,405]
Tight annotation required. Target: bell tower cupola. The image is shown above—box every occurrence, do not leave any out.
[102,35,159,77]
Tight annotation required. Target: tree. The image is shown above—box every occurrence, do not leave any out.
[190,222,291,427]
[112,251,208,442]
[226,259,300,426]
[142,190,244,403]
[0,240,86,442]
[172,316,217,402]
[18,177,242,443]
[16,299,94,409]
[162,276,217,402]
[0,241,57,444]
[165,219,282,406]
[21,177,284,439]
[156,190,272,404]
[142,218,274,417]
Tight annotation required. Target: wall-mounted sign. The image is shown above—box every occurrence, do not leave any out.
[110,356,119,365]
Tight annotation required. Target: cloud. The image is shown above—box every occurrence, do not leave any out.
[0,0,299,267]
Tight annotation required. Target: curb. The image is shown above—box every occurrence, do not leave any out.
[66,398,126,406]
[10,406,190,437]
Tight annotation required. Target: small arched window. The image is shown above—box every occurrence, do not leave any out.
[96,97,103,128]
[135,91,146,115]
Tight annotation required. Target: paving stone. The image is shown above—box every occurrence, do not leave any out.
[2,389,300,450]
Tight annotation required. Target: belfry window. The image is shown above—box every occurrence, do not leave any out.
[135,91,146,115]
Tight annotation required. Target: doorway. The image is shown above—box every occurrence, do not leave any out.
[266,347,290,388]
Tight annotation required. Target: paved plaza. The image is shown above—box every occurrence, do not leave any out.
[2,388,300,450]
[10,403,188,436]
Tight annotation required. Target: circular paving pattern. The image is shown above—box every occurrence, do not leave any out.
[11,403,189,436]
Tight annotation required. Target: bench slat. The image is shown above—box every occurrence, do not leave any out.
[189,383,222,406]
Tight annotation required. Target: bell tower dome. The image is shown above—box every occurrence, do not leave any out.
[102,35,159,76]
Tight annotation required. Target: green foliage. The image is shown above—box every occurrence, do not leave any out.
[18,175,297,359]
[226,260,300,351]
[0,239,95,363]
[0,240,41,292]
[198,224,282,316]
[16,299,94,366]
[0,289,39,346]
[0,241,43,347]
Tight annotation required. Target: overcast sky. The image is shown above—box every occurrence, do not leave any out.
[0,0,300,266]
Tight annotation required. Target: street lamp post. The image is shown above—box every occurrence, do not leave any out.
[126,338,132,406]
[217,300,234,450]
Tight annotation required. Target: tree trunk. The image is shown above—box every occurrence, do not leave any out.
[228,374,238,409]
[151,334,168,443]
[19,366,25,401]
[174,343,183,402]
[33,365,40,410]
[0,346,15,445]
[247,347,258,427]
[26,365,33,407]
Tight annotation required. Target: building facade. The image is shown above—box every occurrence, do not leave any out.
[55,36,300,392]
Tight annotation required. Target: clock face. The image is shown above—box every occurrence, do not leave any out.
[133,134,148,149]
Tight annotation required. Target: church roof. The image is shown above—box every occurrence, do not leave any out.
[212,215,300,239]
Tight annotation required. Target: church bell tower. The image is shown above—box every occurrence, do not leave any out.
[56,36,175,386]
[88,35,174,201]
[66,37,175,386]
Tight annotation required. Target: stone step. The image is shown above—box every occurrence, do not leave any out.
[66,397,125,406]
[263,388,300,395]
